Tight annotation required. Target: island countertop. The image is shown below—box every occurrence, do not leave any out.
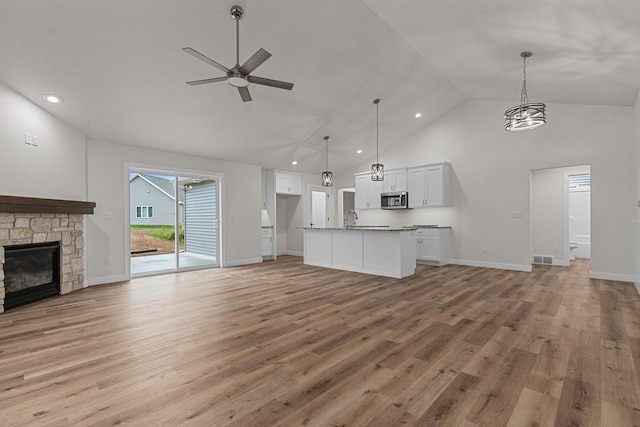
[301,226,417,232]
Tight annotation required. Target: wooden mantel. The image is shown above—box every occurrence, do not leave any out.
[0,195,96,215]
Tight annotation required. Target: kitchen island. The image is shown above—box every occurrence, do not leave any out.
[303,227,417,278]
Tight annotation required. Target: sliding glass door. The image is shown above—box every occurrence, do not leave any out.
[129,168,219,277]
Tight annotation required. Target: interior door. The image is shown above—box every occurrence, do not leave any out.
[311,190,328,228]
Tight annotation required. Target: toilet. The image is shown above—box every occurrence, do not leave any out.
[569,242,578,260]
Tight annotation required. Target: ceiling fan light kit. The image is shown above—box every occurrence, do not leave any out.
[371,98,384,181]
[183,5,294,102]
[504,52,547,132]
[322,135,333,187]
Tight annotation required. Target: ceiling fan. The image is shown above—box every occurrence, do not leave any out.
[183,5,294,102]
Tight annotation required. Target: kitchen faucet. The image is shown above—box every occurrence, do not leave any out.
[344,210,358,227]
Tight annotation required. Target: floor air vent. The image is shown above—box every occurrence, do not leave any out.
[532,255,553,265]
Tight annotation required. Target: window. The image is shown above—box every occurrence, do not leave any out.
[569,174,590,191]
[136,206,154,218]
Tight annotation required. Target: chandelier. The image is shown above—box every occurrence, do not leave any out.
[504,52,547,132]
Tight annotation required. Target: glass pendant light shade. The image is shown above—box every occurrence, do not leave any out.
[504,52,547,132]
[321,136,333,187]
[371,98,384,181]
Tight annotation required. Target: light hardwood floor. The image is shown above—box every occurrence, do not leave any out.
[1,257,640,426]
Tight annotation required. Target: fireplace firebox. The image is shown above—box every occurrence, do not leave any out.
[4,242,61,310]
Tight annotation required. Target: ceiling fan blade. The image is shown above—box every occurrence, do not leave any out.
[238,86,252,102]
[185,77,228,86]
[182,47,230,73]
[247,76,294,90]
[239,48,272,75]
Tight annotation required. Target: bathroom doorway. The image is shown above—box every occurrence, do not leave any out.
[530,165,591,266]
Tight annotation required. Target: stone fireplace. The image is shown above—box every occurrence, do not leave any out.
[0,196,95,312]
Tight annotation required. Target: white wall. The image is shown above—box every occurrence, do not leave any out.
[531,168,565,262]
[0,83,86,200]
[334,100,635,279]
[86,139,262,284]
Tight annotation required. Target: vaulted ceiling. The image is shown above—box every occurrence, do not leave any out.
[1,0,639,175]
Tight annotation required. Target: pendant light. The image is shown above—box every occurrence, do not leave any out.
[321,135,333,187]
[504,52,547,132]
[371,98,384,181]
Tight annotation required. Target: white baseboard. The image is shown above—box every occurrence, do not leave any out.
[88,274,128,286]
[276,250,303,257]
[224,257,263,267]
[449,259,532,272]
[589,271,634,283]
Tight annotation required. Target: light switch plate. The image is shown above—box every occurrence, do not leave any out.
[24,133,32,145]
[32,135,38,146]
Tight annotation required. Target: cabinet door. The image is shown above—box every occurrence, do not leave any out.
[392,169,407,191]
[275,172,302,195]
[275,174,291,194]
[261,237,273,256]
[383,171,396,192]
[355,174,370,209]
[408,168,426,208]
[417,235,440,261]
[368,180,383,209]
[289,175,302,195]
[425,165,444,206]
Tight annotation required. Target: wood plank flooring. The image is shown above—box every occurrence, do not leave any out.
[1,257,639,426]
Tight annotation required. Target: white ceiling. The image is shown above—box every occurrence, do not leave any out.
[1,0,639,175]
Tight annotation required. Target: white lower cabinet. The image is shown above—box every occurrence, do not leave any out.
[416,228,450,266]
[261,228,273,257]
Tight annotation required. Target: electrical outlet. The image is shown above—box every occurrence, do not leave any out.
[553,245,558,253]
[106,257,113,265]
[511,211,522,219]
[24,133,32,145]
[32,135,38,146]
[483,246,488,254]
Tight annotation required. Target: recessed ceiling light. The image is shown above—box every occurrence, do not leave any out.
[356,149,362,154]
[415,112,422,118]
[291,161,298,165]
[44,94,63,104]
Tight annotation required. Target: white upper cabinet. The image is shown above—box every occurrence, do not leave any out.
[355,172,383,209]
[407,162,450,208]
[383,168,407,192]
[275,170,302,195]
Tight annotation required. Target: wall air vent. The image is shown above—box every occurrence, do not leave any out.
[532,255,553,265]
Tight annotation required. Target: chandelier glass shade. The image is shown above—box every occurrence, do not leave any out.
[321,135,332,187]
[371,98,384,181]
[504,52,547,132]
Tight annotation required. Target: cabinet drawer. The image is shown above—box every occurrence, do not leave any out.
[262,228,273,237]
[415,228,439,237]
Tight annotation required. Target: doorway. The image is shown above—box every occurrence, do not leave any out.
[530,164,590,266]
[128,168,220,277]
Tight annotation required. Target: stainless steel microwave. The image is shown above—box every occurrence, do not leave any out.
[381,191,410,209]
